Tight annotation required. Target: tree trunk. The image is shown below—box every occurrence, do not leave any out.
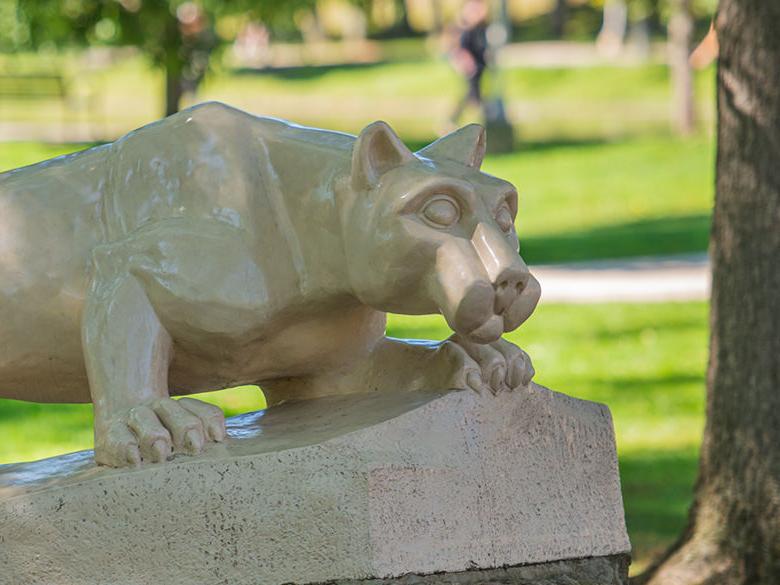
[668,0,695,135]
[636,2,780,584]
[162,10,184,118]
[551,0,567,39]
[394,0,413,34]
[431,0,443,34]
[164,62,183,117]
[596,0,627,58]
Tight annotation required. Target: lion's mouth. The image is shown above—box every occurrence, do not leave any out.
[430,235,542,344]
[462,313,505,344]
[446,276,541,344]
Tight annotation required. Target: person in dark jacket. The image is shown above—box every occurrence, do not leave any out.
[449,0,490,125]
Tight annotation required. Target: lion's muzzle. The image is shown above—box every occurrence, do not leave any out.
[432,223,541,343]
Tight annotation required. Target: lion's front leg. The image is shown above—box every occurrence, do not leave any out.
[263,335,533,401]
[84,248,226,468]
[446,334,535,394]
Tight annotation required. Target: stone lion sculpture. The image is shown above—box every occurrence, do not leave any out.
[0,102,541,467]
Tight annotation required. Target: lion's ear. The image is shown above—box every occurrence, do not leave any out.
[416,124,486,169]
[351,121,413,190]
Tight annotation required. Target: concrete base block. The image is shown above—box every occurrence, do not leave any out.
[318,554,630,584]
[0,384,630,585]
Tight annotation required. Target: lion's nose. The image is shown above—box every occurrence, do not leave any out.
[493,266,529,314]
[495,265,529,294]
[471,223,530,314]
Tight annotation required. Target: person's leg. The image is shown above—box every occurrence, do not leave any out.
[469,68,484,107]
[450,77,471,125]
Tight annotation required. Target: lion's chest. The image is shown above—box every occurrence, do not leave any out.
[167,303,385,392]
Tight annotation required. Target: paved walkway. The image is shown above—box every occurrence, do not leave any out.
[497,41,667,69]
[531,253,710,303]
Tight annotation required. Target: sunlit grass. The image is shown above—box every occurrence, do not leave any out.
[1,54,715,262]
[1,53,715,139]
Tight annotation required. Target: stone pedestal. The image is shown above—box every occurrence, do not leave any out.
[0,384,630,585]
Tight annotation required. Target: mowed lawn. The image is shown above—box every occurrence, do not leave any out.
[1,56,715,262]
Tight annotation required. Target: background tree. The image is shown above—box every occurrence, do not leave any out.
[637,1,780,583]
[551,0,568,38]
[667,0,694,134]
[4,0,313,116]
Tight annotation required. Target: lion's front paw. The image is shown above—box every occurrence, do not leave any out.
[94,397,226,468]
[447,334,534,395]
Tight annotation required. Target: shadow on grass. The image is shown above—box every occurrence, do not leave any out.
[406,135,614,155]
[510,136,614,154]
[587,318,707,342]
[620,447,698,566]
[521,213,711,265]
[233,61,388,81]
[588,374,703,392]
[0,398,91,423]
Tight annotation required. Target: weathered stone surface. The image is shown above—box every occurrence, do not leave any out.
[316,554,630,584]
[0,384,630,585]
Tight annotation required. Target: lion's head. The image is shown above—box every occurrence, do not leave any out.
[339,121,541,344]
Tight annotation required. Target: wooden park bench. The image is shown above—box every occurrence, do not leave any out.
[0,71,103,140]
[0,73,68,101]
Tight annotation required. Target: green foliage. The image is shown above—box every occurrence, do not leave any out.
[2,0,316,112]
[4,1,312,53]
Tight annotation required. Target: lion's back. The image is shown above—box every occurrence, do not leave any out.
[103,102,274,240]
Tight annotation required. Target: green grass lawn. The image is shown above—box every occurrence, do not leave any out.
[0,301,707,574]
[0,54,715,140]
[484,134,714,263]
[1,54,716,262]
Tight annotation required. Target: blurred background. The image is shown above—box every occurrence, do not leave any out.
[1,0,718,575]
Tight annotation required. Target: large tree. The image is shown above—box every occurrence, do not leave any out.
[637,1,780,584]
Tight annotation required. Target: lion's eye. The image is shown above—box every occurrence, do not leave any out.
[420,196,460,228]
[496,206,514,233]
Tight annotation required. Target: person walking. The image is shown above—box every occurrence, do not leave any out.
[449,0,490,126]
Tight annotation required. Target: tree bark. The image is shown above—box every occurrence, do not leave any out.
[164,62,183,117]
[393,0,413,34]
[668,0,695,135]
[162,9,184,118]
[551,0,567,39]
[636,2,780,584]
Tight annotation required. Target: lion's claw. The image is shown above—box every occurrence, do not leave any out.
[448,334,534,395]
[95,397,226,468]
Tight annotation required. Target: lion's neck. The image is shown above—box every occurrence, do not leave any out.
[262,135,356,304]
